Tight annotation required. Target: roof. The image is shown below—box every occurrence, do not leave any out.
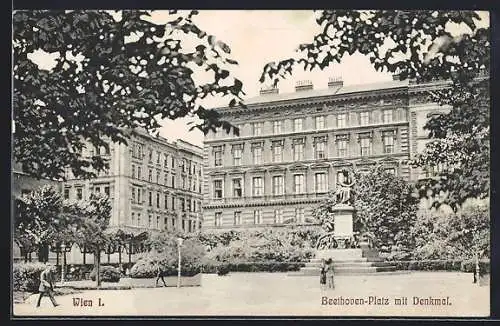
[242,80,410,106]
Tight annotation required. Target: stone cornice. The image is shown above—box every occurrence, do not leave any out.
[217,87,408,117]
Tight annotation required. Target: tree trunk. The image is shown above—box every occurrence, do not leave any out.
[94,247,101,288]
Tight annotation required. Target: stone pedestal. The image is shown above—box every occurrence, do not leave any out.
[332,204,355,238]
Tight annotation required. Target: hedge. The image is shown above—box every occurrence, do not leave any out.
[202,261,306,273]
[13,262,47,293]
[129,256,202,278]
[391,259,490,273]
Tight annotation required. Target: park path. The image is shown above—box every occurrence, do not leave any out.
[13,272,489,317]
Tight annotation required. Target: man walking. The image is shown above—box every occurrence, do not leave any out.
[155,260,167,287]
[36,262,59,307]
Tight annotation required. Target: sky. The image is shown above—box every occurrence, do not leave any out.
[25,10,490,147]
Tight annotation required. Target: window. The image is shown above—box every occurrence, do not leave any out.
[293,118,303,132]
[164,174,169,186]
[214,146,222,167]
[148,215,152,227]
[94,186,101,193]
[157,151,161,164]
[132,165,135,178]
[337,113,347,128]
[214,180,223,199]
[171,176,175,188]
[148,169,152,182]
[252,177,264,196]
[273,176,284,195]
[148,191,153,206]
[137,167,141,179]
[171,157,175,169]
[360,138,372,156]
[149,149,153,162]
[104,186,110,197]
[164,193,169,209]
[295,208,305,223]
[274,209,283,224]
[172,217,175,229]
[76,188,83,200]
[253,146,263,164]
[187,199,191,212]
[315,173,327,193]
[157,171,161,184]
[254,210,263,224]
[137,188,141,204]
[383,109,394,123]
[131,212,135,224]
[164,154,169,168]
[272,142,283,163]
[64,188,70,199]
[293,139,304,161]
[337,139,348,158]
[171,195,175,210]
[232,178,242,198]
[234,211,242,225]
[315,140,326,159]
[156,193,160,208]
[215,212,222,227]
[252,122,263,136]
[383,131,395,153]
[156,216,160,229]
[294,174,305,194]
[273,120,282,134]
[360,112,370,125]
[315,116,325,129]
[131,188,136,203]
[180,198,185,211]
[233,146,242,166]
[137,213,141,226]
[182,176,186,189]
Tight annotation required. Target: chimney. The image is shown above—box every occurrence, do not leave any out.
[328,77,343,88]
[295,80,313,92]
[259,85,279,95]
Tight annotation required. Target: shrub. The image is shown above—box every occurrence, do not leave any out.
[13,262,47,293]
[216,264,230,276]
[89,265,121,283]
[130,234,206,278]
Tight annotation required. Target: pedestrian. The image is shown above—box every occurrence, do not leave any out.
[319,259,328,290]
[36,262,59,308]
[326,258,335,290]
[155,260,167,287]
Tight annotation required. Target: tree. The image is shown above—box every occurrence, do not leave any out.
[353,167,419,253]
[260,10,489,210]
[14,186,65,262]
[312,166,419,253]
[411,204,489,260]
[64,192,112,287]
[13,10,245,180]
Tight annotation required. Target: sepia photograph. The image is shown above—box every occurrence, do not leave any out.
[11,9,490,317]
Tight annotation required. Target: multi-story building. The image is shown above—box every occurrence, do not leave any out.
[202,77,453,230]
[63,128,204,233]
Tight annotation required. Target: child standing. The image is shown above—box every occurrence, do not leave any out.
[319,259,328,290]
[326,258,335,289]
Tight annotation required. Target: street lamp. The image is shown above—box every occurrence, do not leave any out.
[61,243,66,284]
[177,237,184,288]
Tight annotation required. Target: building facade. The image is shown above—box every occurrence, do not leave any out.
[202,77,451,230]
[63,129,204,233]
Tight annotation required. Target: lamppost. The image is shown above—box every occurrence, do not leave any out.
[61,243,66,284]
[177,237,184,288]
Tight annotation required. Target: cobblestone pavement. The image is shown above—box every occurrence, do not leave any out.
[13,272,489,317]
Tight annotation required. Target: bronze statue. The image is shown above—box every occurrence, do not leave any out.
[334,170,355,205]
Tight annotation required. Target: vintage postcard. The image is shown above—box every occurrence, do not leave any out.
[11,9,490,317]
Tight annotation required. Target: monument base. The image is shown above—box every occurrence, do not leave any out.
[332,203,355,238]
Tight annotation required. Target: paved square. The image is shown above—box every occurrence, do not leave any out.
[13,272,489,317]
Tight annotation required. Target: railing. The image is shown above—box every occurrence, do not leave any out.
[208,193,329,205]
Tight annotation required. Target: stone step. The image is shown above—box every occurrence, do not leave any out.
[288,270,411,277]
[309,258,368,263]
